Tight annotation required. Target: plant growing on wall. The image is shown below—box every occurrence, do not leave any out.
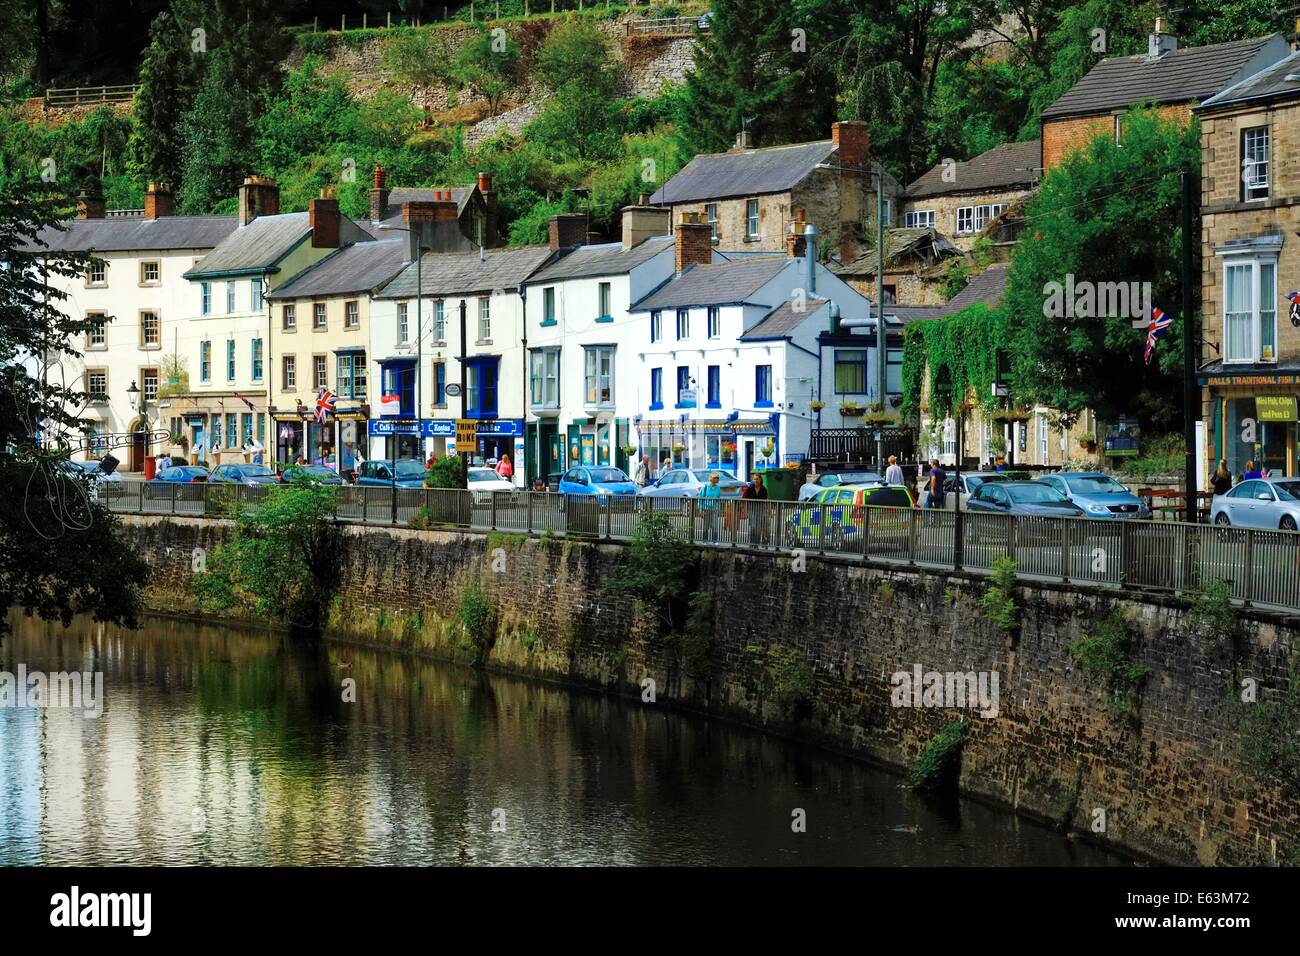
[458,580,496,665]
[1187,579,1236,640]
[1236,660,1300,796]
[1069,607,1150,727]
[907,719,968,792]
[606,508,697,632]
[979,555,1018,637]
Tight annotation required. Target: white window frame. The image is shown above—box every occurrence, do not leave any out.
[1038,412,1049,465]
[706,203,718,241]
[904,210,935,228]
[344,300,358,328]
[530,347,561,408]
[282,303,295,331]
[956,206,974,234]
[226,281,236,314]
[313,301,327,330]
[86,312,106,349]
[397,301,409,344]
[1242,126,1270,201]
[140,260,160,285]
[139,311,160,348]
[251,278,263,312]
[745,199,759,239]
[584,346,615,407]
[1221,252,1278,364]
[478,296,491,341]
[434,300,446,342]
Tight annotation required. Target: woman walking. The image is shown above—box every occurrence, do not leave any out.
[1211,459,1233,496]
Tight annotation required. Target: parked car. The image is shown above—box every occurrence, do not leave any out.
[355,459,429,488]
[1035,472,1150,519]
[966,481,1085,517]
[798,470,884,501]
[280,464,343,485]
[149,465,210,484]
[786,484,915,549]
[942,471,1029,510]
[558,465,638,499]
[1211,478,1300,530]
[207,463,279,486]
[467,467,516,502]
[641,468,746,500]
[61,460,124,484]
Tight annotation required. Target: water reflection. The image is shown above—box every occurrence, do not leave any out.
[0,614,1124,866]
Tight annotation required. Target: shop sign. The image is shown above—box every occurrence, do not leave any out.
[369,419,456,438]
[1201,372,1300,387]
[456,419,477,453]
[475,419,524,437]
[1256,395,1298,421]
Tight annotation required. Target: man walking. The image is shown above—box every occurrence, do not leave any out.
[926,458,947,509]
[634,454,651,487]
[884,455,904,486]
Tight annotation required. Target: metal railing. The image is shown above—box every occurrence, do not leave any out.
[44,84,140,107]
[104,481,1300,614]
[627,15,709,36]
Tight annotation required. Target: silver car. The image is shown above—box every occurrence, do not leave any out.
[640,468,745,499]
[942,471,1029,510]
[1211,477,1300,531]
[798,471,884,501]
[1035,472,1150,520]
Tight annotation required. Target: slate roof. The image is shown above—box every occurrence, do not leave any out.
[937,263,1010,317]
[28,215,237,253]
[648,140,837,205]
[905,141,1041,198]
[742,298,828,339]
[184,213,312,278]
[527,236,673,283]
[376,244,555,299]
[632,257,792,311]
[266,239,410,300]
[1040,35,1287,120]
[830,228,962,276]
[1200,48,1300,111]
[891,305,944,325]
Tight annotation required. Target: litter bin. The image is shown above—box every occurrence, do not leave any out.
[144,456,157,480]
[755,465,798,501]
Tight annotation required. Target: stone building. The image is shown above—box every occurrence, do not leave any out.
[647,121,902,265]
[365,166,501,250]
[899,140,1041,253]
[829,227,962,305]
[1039,22,1289,172]
[1196,49,1300,481]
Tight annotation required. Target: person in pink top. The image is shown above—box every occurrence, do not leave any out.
[495,452,513,480]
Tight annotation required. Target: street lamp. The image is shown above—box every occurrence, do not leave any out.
[126,380,141,412]
[817,160,888,471]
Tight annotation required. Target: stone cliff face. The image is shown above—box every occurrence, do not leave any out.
[126,515,1300,866]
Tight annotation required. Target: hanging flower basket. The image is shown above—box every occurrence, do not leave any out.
[864,411,893,425]
[840,403,865,417]
[809,400,825,412]
[671,443,686,454]
[761,441,775,457]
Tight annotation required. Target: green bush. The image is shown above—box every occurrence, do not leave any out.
[426,454,464,489]
[1188,579,1236,638]
[458,581,496,664]
[908,720,968,791]
[1069,608,1150,726]
[979,556,1018,635]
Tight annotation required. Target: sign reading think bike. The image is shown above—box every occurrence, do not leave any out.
[455,419,477,453]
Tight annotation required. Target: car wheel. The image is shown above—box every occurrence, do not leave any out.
[1281,515,1298,532]
[1214,512,1230,526]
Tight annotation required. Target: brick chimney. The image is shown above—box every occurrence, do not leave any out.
[369,166,390,223]
[477,171,497,247]
[238,176,279,226]
[402,194,459,259]
[548,213,587,252]
[144,182,174,220]
[675,212,712,274]
[75,185,106,220]
[786,209,806,258]
[831,121,870,173]
[831,122,871,264]
[621,202,670,250]
[309,190,340,249]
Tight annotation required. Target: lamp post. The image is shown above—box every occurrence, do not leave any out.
[126,380,146,471]
[817,160,887,470]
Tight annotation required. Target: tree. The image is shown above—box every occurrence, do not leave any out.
[1000,108,1198,427]
[0,181,149,637]
[606,510,697,632]
[451,24,519,118]
[127,7,203,187]
[177,47,254,213]
[682,0,839,154]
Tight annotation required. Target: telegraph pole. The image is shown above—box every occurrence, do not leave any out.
[1181,165,1199,523]
[875,180,886,472]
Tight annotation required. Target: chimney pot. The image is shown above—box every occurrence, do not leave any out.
[370,166,391,223]
[732,129,753,151]
[144,182,174,220]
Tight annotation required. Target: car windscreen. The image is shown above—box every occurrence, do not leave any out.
[467,469,497,482]
[395,462,427,479]
[838,473,882,484]
[1063,475,1126,494]
[692,470,738,482]
[242,465,274,477]
[1273,481,1300,501]
[589,468,628,483]
[1007,484,1065,504]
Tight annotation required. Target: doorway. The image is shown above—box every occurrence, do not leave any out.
[130,426,147,473]
[743,440,755,481]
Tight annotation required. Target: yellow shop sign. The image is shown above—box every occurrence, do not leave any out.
[1256,395,1298,421]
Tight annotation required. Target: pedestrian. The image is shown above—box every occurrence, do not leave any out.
[634,454,651,487]
[884,454,904,486]
[295,454,306,467]
[741,472,769,545]
[251,439,264,466]
[496,451,513,481]
[926,457,947,509]
[353,447,366,484]
[659,457,672,479]
[699,472,723,543]
[1211,459,1233,496]
[1243,459,1266,480]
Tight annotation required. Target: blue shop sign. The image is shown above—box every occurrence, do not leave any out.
[475,419,524,437]
[367,419,456,438]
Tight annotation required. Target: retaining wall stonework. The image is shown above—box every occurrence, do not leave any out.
[123,515,1300,865]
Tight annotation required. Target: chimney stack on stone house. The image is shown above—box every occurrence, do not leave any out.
[402,193,459,260]
[309,189,341,249]
[548,212,588,252]
[477,171,497,247]
[238,176,279,226]
[1148,18,1178,59]
[786,208,807,259]
[831,120,872,264]
[75,183,106,220]
[732,128,753,151]
[144,182,174,220]
[369,166,390,224]
[675,212,713,274]
[620,200,671,251]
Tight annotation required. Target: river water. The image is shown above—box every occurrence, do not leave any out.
[0,614,1124,866]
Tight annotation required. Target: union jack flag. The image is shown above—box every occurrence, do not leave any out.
[314,388,336,424]
[1144,307,1173,365]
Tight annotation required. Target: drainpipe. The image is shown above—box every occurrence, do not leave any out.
[803,223,817,297]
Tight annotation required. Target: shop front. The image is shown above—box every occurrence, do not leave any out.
[1203,370,1300,478]
[472,419,526,472]
[526,418,563,486]
[637,418,777,480]
[168,393,267,467]
[565,417,629,474]
[368,418,455,461]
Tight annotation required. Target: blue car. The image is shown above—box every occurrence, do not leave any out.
[356,459,428,488]
[208,463,279,486]
[150,465,210,484]
[558,465,637,499]
[1035,472,1150,519]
